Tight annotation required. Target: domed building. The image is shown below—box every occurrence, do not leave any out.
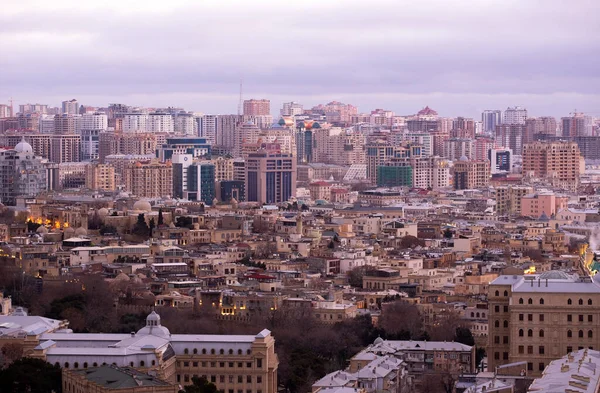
[0,137,46,205]
[133,199,152,212]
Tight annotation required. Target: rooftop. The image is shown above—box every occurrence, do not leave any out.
[69,365,171,388]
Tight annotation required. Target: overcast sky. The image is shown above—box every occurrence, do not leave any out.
[2,0,599,118]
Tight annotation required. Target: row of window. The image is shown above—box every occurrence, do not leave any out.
[177,374,263,387]
[183,348,252,356]
[516,329,594,339]
[59,361,150,369]
[179,361,260,369]
[516,297,593,306]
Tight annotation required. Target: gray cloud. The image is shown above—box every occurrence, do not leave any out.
[1,0,599,117]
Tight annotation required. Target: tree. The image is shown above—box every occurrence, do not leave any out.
[158,208,164,226]
[347,266,367,288]
[149,218,156,234]
[88,211,103,230]
[132,213,150,237]
[400,235,425,249]
[0,343,23,367]
[378,301,423,339]
[443,228,453,239]
[0,358,62,393]
[175,216,194,229]
[454,326,475,346]
[180,376,222,393]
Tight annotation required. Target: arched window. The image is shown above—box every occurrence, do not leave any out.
[210,349,215,355]
[193,348,198,355]
[589,330,594,338]
[528,329,533,337]
[504,290,508,296]
[64,362,69,368]
[519,329,524,337]
[495,320,500,328]
[519,298,524,304]
[238,349,243,355]
[495,290,499,296]
[93,363,98,367]
[184,348,189,354]
[528,298,533,305]
[568,299,572,305]
[140,361,145,367]
[540,298,544,305]
[579,299,584,305]
[247,349,252,355]
[476,312,480,318]
[579,330,584,338]
[482,313,486,318]
[471,312,474,318]
[589,299,593,306]
[74,362,79,369]
[539,329,544,338]
[229,349,233,355]
[83,362,88,368]
[568,330,572,338]
[503,320,509,328]
[220,349,224,355]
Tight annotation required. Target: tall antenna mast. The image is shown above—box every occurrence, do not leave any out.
[237,79,243,116]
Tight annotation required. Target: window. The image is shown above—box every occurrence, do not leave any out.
[539,314,545,322]
[519,329,524,337]
[519,314,524,321]
[528,314,533,321]
[247,362,252,368]
[579,299,584,305]
[580,315,584,322]
[220,376,225,383]
[184,362,189,367]
[494,336,500,344]
[494,352,500,360]
[568,299,572,305]
[519,298,524,304]
[504,306,508,313]
[518,345,524,354]
[495,320,500,328]
[256,359,263,368]
[589,299,593,306]
[247,376,252,383]
[140,361,145,367]
[568,315,573,322]
[539,346,545,355]
[185,348,189,354]
[229,362,234,368]
[83,362,88,368]
[64,362,69,368]
[589,315,593,322]
[539,362,545,372]
[152,360,156,366]
[567,346,573,353]
[495,290,499,296]
[220,362,225,368]
[503,336,509,344]
[229,349,234,355]
[257,376,262,384]
[504,320,509,328]
[238,376,243,383]
[247,349,252,355]
[528,329,533,337]
[74,362,79,369]
[589,330,594,339]
[238,349,243,355]
[568,330,573,338]
[527,346,533,354]
[229,376,234,383]
[202,349,207,354]
[539,329,544,338]
[504,290,508,296]
[193,349,198,354]
[540,298,544,305]
[210,362,216,368]
[527,362,533,371]
[220,349,224,355]
[495,305,500,312]
[528,298,533,305]
[211,349,215,355]
[579,330,584,338]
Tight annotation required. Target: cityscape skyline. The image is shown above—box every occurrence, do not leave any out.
[2,0,599,117]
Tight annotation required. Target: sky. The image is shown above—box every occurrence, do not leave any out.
[1,0,599,118]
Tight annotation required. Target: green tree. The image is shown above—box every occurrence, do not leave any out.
[0,357,62,393]
[132,213,150,237]
[149,218,156,235]
[454,326,475,346]
[180,376,222,393]
[158,208,164,226]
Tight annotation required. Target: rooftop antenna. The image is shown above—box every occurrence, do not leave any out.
[237,79,243,116]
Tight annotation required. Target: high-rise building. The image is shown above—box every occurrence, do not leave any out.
[215,115,242,151]
[58,162,88,189]
[211,156,235,181]
[311,101,358,124]
[173,112,196,135]
[122,113,149,132]
[124,159,173,198]
[172,154,215,204]
[451,117,475,139]
[243,99,270,116]
[502,106,527,124]
[474,135,495,161]
[54,114,80,135]
[0,133,52,159]
[245,143,296,204]
[80,112,108,161]
[16,113,41,132]
[235,122,261,158]
[156,137,211,162]
[147,112,174,133]
[0,139,46,205]
[280,102,303,117]
[525,117,558,140]
[39,115,55,134]
[50,135,81,163]
[198,114,218,144]
[452,158,490,190]
[443,138,475,161]
[562,113,593,137]
[62,99,79,115]
[85,163,116,191]
[376,165,412,188]
[481,110,502,133]
[98,132,157,163]
[0,104,12,118]
[19,103,48,115]
[488,272,600,376]
[495,124,525,155]
[522,141,581,189]
[488,147,512,174]
[494,185,533,216]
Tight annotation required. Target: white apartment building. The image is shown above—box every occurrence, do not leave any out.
[122,113,149,132]
[147,113,174,133]
[503,106,528,125]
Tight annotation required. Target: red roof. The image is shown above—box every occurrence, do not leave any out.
[417,106,438,116]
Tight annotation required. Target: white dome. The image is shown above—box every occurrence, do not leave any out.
[75,227,87,236]
[136,311,170,338]
[15,139,33,153]
[133,200,152,212]
[97,208,109,217]
[459,155,469,162]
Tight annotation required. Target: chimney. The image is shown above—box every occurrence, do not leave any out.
[130,332,135,337]
[546,279,548,287]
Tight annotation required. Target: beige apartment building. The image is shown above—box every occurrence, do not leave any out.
[50,135,81,163]
[453,159,490,190]
[99,131,157,163]
[0,133,52,159]
[488,271,600,377]
[212,156,235,181]
[86,163,116,192]
[522,141,581,189]
[495,185,534,216]
[124,160,173,198]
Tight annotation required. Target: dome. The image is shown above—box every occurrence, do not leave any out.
[459,155,469,162]
[14,138,33,153]
[118,191,129,199]
[278,118,286,126]
[36,226,48,234]
[75,227,87,236]
[133,200,152,212]
[312,122,321,129]
[136,311,170,338]
[64,227,75,234]
[98,208,109,217]
[169,222,176,228]
[374,337,384,345]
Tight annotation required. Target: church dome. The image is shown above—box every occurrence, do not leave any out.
[133,200,152,212]
[75,227,88,236]
[36,226,48,234]
[459,155,469,162]
[15,138,33,153]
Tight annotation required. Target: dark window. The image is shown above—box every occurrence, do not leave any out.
[504,290,508,296]
[580,315,584,322]
[503,336,509,344]
[519,329,524,337]
[567,346,573,353]
[579,330,584,338]
[518,345,524,354]
[503,306,508,312]
[256,359,262,368]
[539,329,544,338]
[527,362,533,371]
[589,330,594,339]
[568,330,572,338]
[528,329,533,337]
[494,352,500,360]
[539,362,545,372]
[503,352,508,360]
[193,349,198,354]
[528,298,533,305]
[220,376,225,383]
[504,320,509,328]
[495,290,499,296]
[527,346,533,354]
[519,298,524,304]
[540,298,544,305]
[494,336,500,344]
[495,305,500,312]
[539,346,545,355]
[519,314,524,321]
[568,315,572,322]
[568,299,572,305]
[540,314,544,322]
[495,320,500,328]
[528,314,533,321]
[589,315,593,322]
[579,299,584,305]
[257,376,262,384]
[247,376,252,383]
[588,299,593,306]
